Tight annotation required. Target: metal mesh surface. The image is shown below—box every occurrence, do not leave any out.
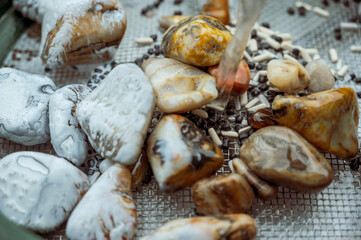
[1,0,361,239]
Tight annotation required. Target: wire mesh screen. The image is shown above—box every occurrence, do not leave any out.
[1,0,361,239]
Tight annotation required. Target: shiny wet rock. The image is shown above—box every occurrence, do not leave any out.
[239,126,333,192]
[147,114,224,191]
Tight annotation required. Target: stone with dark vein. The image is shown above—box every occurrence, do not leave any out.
[49,84,91,166]
[239,126,333,192]
[147,114,224,191]
[0,68,56,145]
[77,63,155,165]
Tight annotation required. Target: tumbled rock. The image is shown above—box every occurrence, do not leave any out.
[41,0,127,66]
[158,15,191,30]
[0,68,56,146]
[147,114,224,191]
[13,0,72,23]
[66,164,137,240]
[273,88,359,158]
[98,150,149,189]
[267,59,310,94]
[0,152,90,232]
[240,126,333,191]
[229,158,278,201]
[162,15,232,67]
[192,173,255,215]
[305,58,335,93]
[77,64,155,165]
[201,0,230,25]
[142,58,218,113]
[140,214,257,240]
[49,84,91,166]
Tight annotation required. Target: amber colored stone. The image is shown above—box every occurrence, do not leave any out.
[250,109,278,129]
[200,0,230,25]
[273,87,359,158]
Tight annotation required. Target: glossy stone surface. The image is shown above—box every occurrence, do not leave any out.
[0,152,90,233]
[267,59,310,94]
[49,84,91,166]
[250,109,278,129]
[142,58,218,113]
[229,158,278,201]
[66,164,137,240]
[0,68,56,146]
[140,214,257,240]
[77,63,155,165]
[162,15,232,67]
[273,88,359,158]
[240,126,333,192]
[147,114,224,191]
[192,173,255,215]
[158,15,191,30]
[201,0,230,25]
[40,0,127,66]
[305,58,335,93]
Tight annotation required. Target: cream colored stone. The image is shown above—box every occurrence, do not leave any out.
[142,58,218,113]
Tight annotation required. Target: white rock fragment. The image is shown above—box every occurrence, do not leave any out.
[306,59,335,93]
[253,53,272,63]
[253,71,260,82]
[259,70,268,76]
[191,109,208,119]
[313,7,329,18]
[266,37,281,50]
[249,80,259,86]
[277,33,292,41]
[337,65,348,78]
[0,68,56,146]
[350,45,361,53]
[245,98,259,109]
[49,84,91,166]
[76,63,155,165]
[66,164,137,240]
[0,152,90,233]
[281,42,294,51]
[283,54,298,63]
[305,48,319,55]
[295,1,312,11]
[238,126,251,135]
[248,103,267,112]
[240,92,248,106]
[249,39,258,52]
[329,48,338,63]
[243,50,253,62]
[258,94,270,108]
[300,48,312,63]
[221,131,239,138]
[136,37,154,45]
[340,22,358,31]
[208,128,222,147]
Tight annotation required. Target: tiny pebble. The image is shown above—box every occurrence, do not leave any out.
[191,109,208,119]
[238,126,251,135]
[136,37,154,45]
[245,98,259,109]
[208,128,222,146]
[247,103,267,113]
[221,130,239,138]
